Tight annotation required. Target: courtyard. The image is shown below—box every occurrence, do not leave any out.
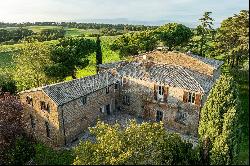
[67,112,198,149]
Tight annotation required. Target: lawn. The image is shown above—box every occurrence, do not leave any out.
[66,36,121,80]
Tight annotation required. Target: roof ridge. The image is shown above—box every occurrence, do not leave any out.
[42,71,111,89]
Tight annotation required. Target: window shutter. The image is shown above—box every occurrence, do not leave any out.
[154,84,158,100]
[195,94,201,106]
[183,91,188,103]
[163,86,169,102]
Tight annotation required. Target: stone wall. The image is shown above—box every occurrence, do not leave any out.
[58,84,119,145]
[20,90,64,147]
[143,102,200,136]
[120,76,201,136]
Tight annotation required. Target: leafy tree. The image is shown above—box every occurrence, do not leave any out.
[5,136,35,165]
[96,35,102,72]
[73,120,198,165]
[184,12,216,57]
[197,12,214,57]
[198,75,241,165]
[216,10,249,67]
[45,37,96,80]
[155,23,193,51]
[34,143,75,165]
[0,28,34,44]
[37,28,66,41]
[0,68,17,94]
[0,94,24,163]
[13,41,56,91]
[111,30,158,57]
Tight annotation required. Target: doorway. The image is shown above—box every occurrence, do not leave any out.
[156,110,163,122]
[106,104,111,115]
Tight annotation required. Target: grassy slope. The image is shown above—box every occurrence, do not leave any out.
[0,35,120,80]
[65,36,120,80]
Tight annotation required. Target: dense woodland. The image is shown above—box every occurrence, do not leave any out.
[0,10,249,165]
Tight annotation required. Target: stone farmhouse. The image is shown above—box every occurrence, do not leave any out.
[19,50,224,147]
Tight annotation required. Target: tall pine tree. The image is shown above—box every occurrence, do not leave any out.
[96,35,103,73]
[197,11,214,57]
[198,75,241,165]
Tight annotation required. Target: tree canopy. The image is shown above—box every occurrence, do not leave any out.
[73,120,198,165]
[96,35,103,73]
[110,30,158,57]
[13,41,56,91]
[193,12,215,57]
[155,23,193,51]
[198,75,241,165]
[0,94,24,163]
[0,28,34,44]
[215,10,249,67]
[44,37,96,80]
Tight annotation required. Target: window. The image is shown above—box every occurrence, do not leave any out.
[188,92,195,104]
[46,104,50,113]
[81,96,87,105]
[106,104,111,115]
[40,101,50,113]
[26,96,33,106]
[123,95,130,105]
[30,115,35,129]
[45,121,50,138]
[156,110,163,122]
[40,101,46,110]
[115,81,119,89]
[106,86,109,94]
[158,86,164,95]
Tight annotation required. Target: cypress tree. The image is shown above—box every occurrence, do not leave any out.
[198,75,241,165]
[96,35,102,73]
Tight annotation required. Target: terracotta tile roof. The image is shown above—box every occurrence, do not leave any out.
[19,50,221,105]
[36,71,117,106]
[186,53,224,70]
[117,62,214,93]
[134,51,224,76]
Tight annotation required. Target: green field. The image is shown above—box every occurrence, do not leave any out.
[1,26,101,38]
[0,35,120,80]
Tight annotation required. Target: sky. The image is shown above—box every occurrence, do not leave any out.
[0,0,249,27]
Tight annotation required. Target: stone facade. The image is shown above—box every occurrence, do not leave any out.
[20,90,63,147]
[57,84,119,145]
[19,50,224,147]
[118,77,202,137]
[20,84,120,147]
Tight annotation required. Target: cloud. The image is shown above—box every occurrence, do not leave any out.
[0,0,248,26]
